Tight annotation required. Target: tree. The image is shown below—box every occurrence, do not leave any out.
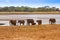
[8,6,15,12]
[0,6,59,12]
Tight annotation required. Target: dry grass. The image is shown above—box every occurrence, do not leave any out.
[0,12,60,14]
[0,24,60,40]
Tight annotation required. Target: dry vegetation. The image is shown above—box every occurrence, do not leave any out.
[0,24,60,40]
[0,12,60,14]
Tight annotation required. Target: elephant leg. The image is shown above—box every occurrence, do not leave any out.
[49,21,52,24]
[28,23,30,25]
[51,22,53,24]
[37,23,40,25]
[54,22,56,24]
[49,21,50,24]
[12,23,16,26]
[20,23,21,26]
[39,23,41,25]
[52,22,55,24]
[23,23,25,25]
[27,23,30,25]
[38,23,39,25]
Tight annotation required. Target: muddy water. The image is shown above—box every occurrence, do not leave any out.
[0,14,60,26]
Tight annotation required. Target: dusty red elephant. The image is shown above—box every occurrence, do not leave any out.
[27,19,36,25]
[36,20,42,25]
[49,18,56,24]
[18,20,25,25]
[10,20,16,26]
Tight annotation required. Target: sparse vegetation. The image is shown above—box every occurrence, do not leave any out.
[0,25,60,40]
[0,6,59,12]
[0,12,60,14]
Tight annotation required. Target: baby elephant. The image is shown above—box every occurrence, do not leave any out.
[18,20,25,25]
[32,23,36,25]
[36,20,42,25]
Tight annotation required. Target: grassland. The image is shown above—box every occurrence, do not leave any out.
[0,12,60,14]
[0,24,60,40]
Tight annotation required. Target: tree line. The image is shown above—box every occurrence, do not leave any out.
[0,6,59,12]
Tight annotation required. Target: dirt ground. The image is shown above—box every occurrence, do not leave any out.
[0,12,60,14]
[0,24,60,40]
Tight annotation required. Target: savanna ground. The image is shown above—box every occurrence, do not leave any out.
[0,12,60,14]
[0,24,60,40]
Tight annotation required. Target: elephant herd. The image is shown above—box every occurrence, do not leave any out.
[9,18,56,26]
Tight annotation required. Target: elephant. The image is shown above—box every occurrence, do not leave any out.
[10,20,16,26]
[18,20,25,25]
[32,23,36,25]
[36,20,42,25]
[49,18,56,24]
[27,19,34,25]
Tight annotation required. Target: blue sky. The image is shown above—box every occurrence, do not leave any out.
[0,0,60,8]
